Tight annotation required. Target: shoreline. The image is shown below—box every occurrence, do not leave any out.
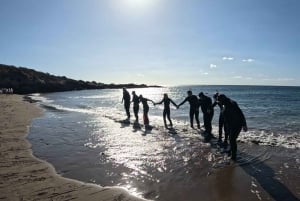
[0,95,145,201]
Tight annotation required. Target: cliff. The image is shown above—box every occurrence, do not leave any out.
[0,64,158,94]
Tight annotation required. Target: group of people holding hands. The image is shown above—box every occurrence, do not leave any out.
[122,88,247,161]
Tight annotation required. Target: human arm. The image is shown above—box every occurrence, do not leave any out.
[155,99,164,105]
[177,97,188,109]
[236,103,247,131]
[170,98,178,108]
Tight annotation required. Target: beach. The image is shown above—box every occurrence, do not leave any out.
[1,89,300,201]
[0,94,144,201]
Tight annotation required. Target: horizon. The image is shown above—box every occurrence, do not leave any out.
[1,0,300,86]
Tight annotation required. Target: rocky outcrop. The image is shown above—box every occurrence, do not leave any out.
[0,64,158,94]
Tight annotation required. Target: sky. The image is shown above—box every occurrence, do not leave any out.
[0,0,300,86]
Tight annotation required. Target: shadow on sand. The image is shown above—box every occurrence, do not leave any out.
[239,152,299,201]
[197,130,299,201]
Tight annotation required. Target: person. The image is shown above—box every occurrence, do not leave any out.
[177,90,200,129]
[132,91,140,122]
[154,93,177,128]
[217,94,248,161]
[212,92,228,146]
[139,95,154,128]
[199,92,214,139]
[122,88,131,120]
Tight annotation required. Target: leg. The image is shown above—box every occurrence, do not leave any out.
[189,109,194,128]
[195,109,200,129]
[163,109,167,128]
[203,113,209,133]
[166,108,172,127]
[224,122,229,143]
[125,102,130,119]
[229,127,242,161]
[218,114,224,141]
[143,107,149,125]
[133,106,139,121]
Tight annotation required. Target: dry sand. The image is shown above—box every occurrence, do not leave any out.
[0,95,145,201]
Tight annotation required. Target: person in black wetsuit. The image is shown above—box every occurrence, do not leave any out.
[217,94,248,161]
[154,93,177,128]
[132,91,140,122]
[212,92,228,146]
[139,95,154,128]
[122,88,131,120]
[177,90,200,129]
[199,92,214,138]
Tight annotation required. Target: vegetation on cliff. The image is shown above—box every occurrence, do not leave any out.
[0,64,158,94]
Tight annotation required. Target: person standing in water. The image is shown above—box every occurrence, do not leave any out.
[177,90,200,129]
[212,92,229,146]
[132,91,140,122]
[154,93,177,128]
[139,95,155,128]
[217,94,247,161]
[122,88,131,120]
[199,92,214,139]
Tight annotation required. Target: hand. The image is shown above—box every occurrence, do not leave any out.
[243,125,248,132]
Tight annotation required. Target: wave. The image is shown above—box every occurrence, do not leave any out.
[30,93,300,150]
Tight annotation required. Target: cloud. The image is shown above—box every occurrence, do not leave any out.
[242,58,254,63]
[137,73,145,77]
[222,57,234,61]
[263,77,295,82]
[209,64,217,68]
[233,76,243,79]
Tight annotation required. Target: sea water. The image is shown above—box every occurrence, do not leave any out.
[28,85,300,200]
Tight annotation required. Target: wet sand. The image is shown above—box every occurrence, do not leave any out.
[0,95,144,201]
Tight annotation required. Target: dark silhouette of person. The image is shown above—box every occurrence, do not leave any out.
[199,92,214,138]
[177,90,200,129]
[217,94,247,161]
[212,92,229,146]
[139,95,154,128]
[154,93,177,128]
[132,91,140,122]
[122,88,131,120]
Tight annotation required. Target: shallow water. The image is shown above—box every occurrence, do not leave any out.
[28,86,300,200]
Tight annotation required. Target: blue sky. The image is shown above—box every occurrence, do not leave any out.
[1,0,299,86]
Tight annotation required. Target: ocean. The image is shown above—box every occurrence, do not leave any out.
[28,85,300,200]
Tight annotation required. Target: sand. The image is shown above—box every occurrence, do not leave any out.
[0,95,145,201]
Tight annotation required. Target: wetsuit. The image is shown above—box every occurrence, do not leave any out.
[212,101,228,143]
[122,90,131,119]
[199,95,214,134]
[219,96,247,160]
[156,97,177,127]
[132,94,140,121]
[178,95,200,128]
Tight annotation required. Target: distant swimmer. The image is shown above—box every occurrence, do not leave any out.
[132,91,140,122]
[139,95,155,128]
[212,92,228,146]
[154,93,177,128]
[122,88,131,120]
[217,94,248,161]
[199,92,214,140]
[177,90,200,129]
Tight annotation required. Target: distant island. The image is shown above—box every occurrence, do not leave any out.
[0,64,161,94]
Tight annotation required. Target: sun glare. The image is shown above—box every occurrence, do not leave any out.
[124,0,156,9]
[112,0,159,15]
